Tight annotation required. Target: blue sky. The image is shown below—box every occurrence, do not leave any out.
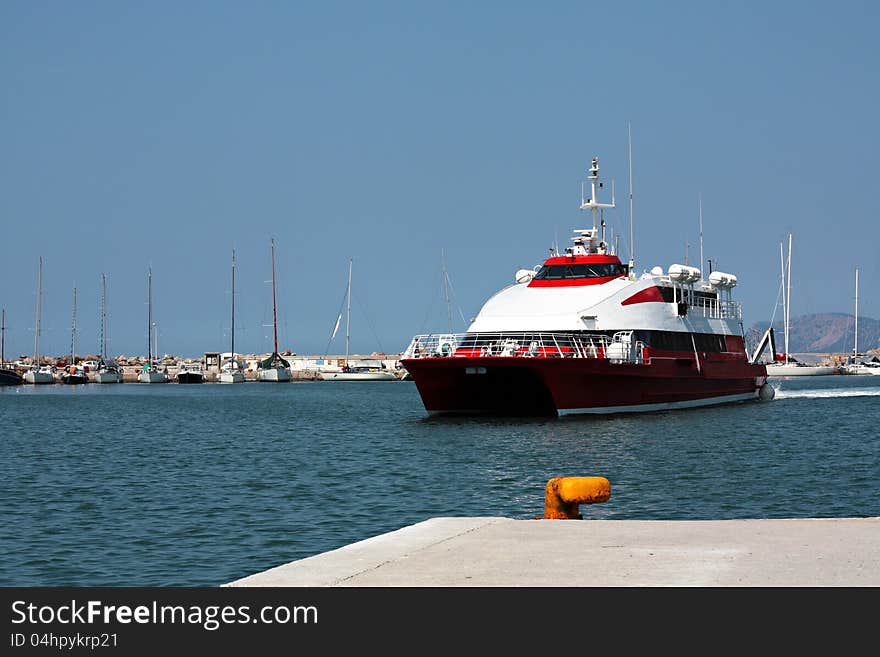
[2,1,878,358]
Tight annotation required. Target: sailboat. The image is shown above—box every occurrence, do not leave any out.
[23,256,56,384]
[219,249,245,383]
[137,267,169,383]
[766,234,838,376]
[0,308,24,385]
[320,258,397,381]
[257,239,291,382]
[95,273,123,383]
[842,267,880,375]
[61,287,89,384]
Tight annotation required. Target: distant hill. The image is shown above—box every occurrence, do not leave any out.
[746,313,880,355]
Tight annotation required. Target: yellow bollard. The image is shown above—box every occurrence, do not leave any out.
[543,476,611,519]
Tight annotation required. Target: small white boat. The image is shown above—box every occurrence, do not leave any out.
[839,269,880,375]
[94,361,123,384]
[321,258,396,382]
[23,366,55,384]
[257,363,291,382]
[219,359,246,384]
[320,366,398,381]
[138,365,169,384]
[176,361,205,384]
[767,236,839,377]
[766,362,839,376]
[843,361,880,376]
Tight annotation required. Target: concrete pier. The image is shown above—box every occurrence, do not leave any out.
[226,516,880,587]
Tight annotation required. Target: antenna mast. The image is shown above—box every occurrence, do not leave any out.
[699,193,704,278]
[579,157,615,253]
[628,122,635,275]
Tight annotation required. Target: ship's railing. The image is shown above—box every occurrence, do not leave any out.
[688,298,742,320]
[403,331,647,364]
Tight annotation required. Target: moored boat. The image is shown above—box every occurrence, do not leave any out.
[23,256,55,384]
[320,364,398,381]
[765,235,840,377]
[61,287,89,385]
[137,267,169,384]
[94,273,122,383]
[219,249,246,384]
[0,309,23,385]
[175,361,205,383]
[319,258,397,382]
[765,361,839,377]
[257,239,292,382]
[401,155,772,416]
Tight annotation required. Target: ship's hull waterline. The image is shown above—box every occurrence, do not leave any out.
[403,355,769,417]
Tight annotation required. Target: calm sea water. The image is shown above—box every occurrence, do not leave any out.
[1,375,878,586]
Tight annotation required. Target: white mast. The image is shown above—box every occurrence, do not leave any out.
[854,267,859,357]
[779,241,786,362]
[345,257,353,364]
[34,256,43,368]
[698,193,704,277]
[147,268,153,366]
[579,156,615,253]
[628,123,635,274]
[231,249,236,361]
[785,234,792,365]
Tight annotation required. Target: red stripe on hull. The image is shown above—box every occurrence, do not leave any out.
[401,356,768,416]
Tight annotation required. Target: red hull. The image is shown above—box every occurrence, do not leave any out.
[402,354,768,416]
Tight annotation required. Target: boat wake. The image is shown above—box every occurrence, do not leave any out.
[773,386,880,400]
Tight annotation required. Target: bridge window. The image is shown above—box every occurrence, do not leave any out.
[533,263,628,280]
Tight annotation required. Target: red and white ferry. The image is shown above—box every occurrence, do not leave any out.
[401,156,774,416]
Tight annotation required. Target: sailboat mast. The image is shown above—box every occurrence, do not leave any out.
[231,249,236,360]
[71,287,77,365]
[779,242,786,362]
[442,249,452,334]
[100,274,107,360]
[147,268,153,364]
[1,308,5,365]
[345,257,352,362]
[270,239,279,355]
[785,234,792,365]
[34,257,42,367]
[854,267,859,357]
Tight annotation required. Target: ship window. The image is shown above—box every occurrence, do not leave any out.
[647,331,727,352]
[533,263,628,280]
